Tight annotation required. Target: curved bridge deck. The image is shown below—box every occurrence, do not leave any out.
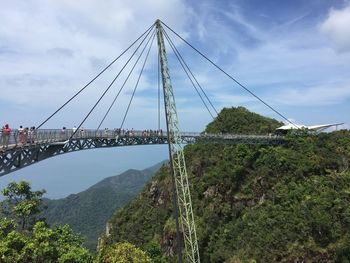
[0,129,283,176]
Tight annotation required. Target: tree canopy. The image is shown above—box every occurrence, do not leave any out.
[1,181,46,231]
[205,107,282,134]
[95,242,151,263]
[0,181,93,263]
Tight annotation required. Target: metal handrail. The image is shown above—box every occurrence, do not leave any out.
[1,128,283,150]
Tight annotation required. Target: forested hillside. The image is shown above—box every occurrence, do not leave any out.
[205,106,283,134]
[42,162,164,250]
[0,181,156,262]
[101,107,350,262]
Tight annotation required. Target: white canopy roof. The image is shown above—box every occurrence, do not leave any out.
[276,123,344,131]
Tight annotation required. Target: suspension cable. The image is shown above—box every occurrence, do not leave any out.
[96,29,157,130]
[162,28,215,119]
[120,32,156,130]
[158,50,161,131]
[36,23,155,129]
[163,28,219,116]
[161,21,298,127]
[69,27,154,139]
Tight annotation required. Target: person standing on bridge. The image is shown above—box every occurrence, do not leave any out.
[61,127,67,140]
[1,124,11,149]
[28,126,36,143]
[23,127,29,144]
[18,125,24,145]
[80,127,85,138]
[72,126,77,138]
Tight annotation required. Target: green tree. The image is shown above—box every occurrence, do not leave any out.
[144,240,167,263]
[1,181,46,231]
[0,219,92,263]
[0,181,92,263]
[95,242,151,263]
[0,218,28,262]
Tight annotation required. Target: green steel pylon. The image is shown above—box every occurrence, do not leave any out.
[155,20,200,263]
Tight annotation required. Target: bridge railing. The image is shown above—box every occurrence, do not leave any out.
[199,133,281,139]
[1,129,168,149]
[1,129,283,150]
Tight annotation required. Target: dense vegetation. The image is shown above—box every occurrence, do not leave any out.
[0,181,153,262]
[95,242,152,263]
[0,181,93,262]
[205,106,282,134]
[42,163,162,250]
[102,107,350,262]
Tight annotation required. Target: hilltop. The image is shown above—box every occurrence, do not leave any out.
[205,106,282,134]
[100,107,350,262]
[42,161,164,250]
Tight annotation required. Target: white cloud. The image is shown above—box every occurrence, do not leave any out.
[273,83,350,106]
[320,3,350,53]
[213,93,255,107]
[1,1,350,131]
[0,0,193,128]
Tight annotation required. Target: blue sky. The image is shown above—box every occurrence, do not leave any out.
[1,0,350,198]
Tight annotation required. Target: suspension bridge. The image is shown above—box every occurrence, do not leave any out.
[0,20,294,262]
[0,128,282,176]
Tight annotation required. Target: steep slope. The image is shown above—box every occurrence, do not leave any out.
[102,107,350,262]
[42,161,164,250]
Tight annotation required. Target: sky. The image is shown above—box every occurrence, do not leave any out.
[1,0,350,198]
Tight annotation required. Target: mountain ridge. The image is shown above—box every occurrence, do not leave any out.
[42,160,166,250]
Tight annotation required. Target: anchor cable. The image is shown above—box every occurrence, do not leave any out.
[96,29,156,130]
[161,21,297,128]
[69,26,154,139]
[37,23,155,129]
[158,50,161,131]
[119,31,156,130]
[163,28,219,116]
[162,28,216,119]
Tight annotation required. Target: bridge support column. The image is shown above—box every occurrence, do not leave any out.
[156,20,200,263]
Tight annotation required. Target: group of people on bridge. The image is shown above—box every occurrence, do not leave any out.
[1,124,37,149]
[112,128,164,138]
[60,127,165,138]
[1,123,167,150]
